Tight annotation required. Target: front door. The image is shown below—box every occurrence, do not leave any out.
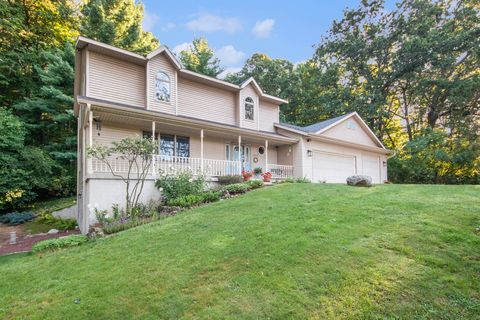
[232,145,251,171]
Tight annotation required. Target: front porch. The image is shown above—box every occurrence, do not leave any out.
[84,102,296,180]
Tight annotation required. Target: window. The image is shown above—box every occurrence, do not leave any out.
[159,134,189,158]
[244,97,254,120]
[155,71,170,102]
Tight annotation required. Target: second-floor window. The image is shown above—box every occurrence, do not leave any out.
[245,97,254,121]
[155,71,170,102]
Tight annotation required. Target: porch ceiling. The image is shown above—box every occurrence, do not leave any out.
[83,99,297,146]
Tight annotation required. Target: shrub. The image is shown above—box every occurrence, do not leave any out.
[167,194,204,208]
[217,175,243,185]
[295,177,311,183]
[32,235,89,253]
[223,183,249,195]
[0,211,35,225]
[103,219,151,234]
[37,211,77,230]
[155,171,206,201]
[245,179,264,189]
[199,191,221,203]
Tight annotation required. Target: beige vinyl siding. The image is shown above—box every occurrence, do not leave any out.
[277,145,293,166]
[240,84,259,130]
[322,117,378,147]
[92,123,141,146]
[177,77,236,125]
[148,53,176,114]
[88,51,145,107]
[259,101,279,132]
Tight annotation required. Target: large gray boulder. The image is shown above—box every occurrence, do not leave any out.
[346,175,372,187]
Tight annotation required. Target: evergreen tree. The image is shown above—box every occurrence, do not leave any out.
[178,37,223,77]
[80,0,159,55]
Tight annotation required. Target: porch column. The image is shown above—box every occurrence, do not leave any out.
[200,129,204,173]
[87,105,93,174]
[238,135,242,175]
[265,139,269,173]
[151,121,156,177]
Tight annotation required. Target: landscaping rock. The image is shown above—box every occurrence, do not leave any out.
[47,229,59,234]
[88,226,104,239]
[346,175,372,187]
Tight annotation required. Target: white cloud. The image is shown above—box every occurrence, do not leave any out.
[218,67,242,79]
[161,22,176,32]
[252,19,275,38]
[215,45,245,66]
[186,13,242,33]
[142,11,160,31]
[172,42,192,55]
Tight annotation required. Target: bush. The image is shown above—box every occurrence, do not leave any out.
[0,211,35,225]
[155,171,206,201]
[223,183,250,194]
[32,235,88,253]
[102,218,152,234]
[245,179,264,189]
[37,211,77,230]
[217,175,243,185]
[167,191,221,208]
[295,177,311,183]
[201,191,221,203]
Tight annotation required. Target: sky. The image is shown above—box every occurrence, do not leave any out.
[141,0,396,78]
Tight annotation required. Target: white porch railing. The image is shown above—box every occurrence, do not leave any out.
[267,164,294,179]
[91,156,293,179]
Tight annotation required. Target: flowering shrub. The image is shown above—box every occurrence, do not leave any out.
[242,170,253,181]
[261,171,273,182]
[245,179,264,189]
[155,171,206,201]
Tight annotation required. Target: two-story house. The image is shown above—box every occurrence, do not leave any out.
[74,37,389,232]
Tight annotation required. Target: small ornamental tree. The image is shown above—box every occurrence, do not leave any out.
[87,137,157,214]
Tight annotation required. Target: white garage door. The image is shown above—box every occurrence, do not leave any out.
[363,155,381,183]
[313,151,356,183]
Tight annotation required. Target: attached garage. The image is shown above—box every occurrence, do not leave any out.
[275,112,391,184]
[312,151,356,183]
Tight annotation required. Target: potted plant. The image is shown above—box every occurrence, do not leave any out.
[242,170,253,181]
[253,167,263,177]
[261,171,272,182]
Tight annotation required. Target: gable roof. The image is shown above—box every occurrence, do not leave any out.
[75,36,287,105]
[275,112,386,149]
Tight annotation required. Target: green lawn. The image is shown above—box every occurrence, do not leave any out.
[1,184,479,319]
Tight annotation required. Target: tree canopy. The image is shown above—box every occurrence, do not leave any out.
[178,37,224,77]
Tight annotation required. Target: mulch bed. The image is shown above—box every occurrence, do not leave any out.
[0,229,80,256]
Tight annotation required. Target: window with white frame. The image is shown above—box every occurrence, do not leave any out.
[244,97,254,120]
[155,71,170,102]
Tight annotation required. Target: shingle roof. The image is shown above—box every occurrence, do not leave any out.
[279,113,353,133]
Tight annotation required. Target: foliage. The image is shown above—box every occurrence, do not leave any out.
[245,179,264,190]
[242,170,253,180]
[88,137,157,213]
[0,211,35,225]
[32,235,89,253]
[253,167,263,175]
[295,177,311,183]
[155,171,206,201]
[223,183,250,195]
[178,37,223,77]
[167,191,221,208]
[36,211,77,231]
[217,175,243,185]
[388,129,479,184]
[102,218,150,234]
[80,0,159,55]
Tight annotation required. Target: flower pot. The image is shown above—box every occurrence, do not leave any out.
[263,176,271,182]
[244,176,252,181]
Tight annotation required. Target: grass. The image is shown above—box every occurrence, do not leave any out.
[0,184,479,319]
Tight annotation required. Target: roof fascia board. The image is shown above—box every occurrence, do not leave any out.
[274,123,310,136]
[310,134,391,154]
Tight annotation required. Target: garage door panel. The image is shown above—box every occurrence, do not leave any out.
[313,152,356,183]
[363,155,381,183]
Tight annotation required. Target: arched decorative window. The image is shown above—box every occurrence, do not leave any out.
[244,97,254,120]
[155,71,170,102]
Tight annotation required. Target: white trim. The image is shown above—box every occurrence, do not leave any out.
[146,46,182,70]
[200,129,204,172]
[76,36,146,61]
